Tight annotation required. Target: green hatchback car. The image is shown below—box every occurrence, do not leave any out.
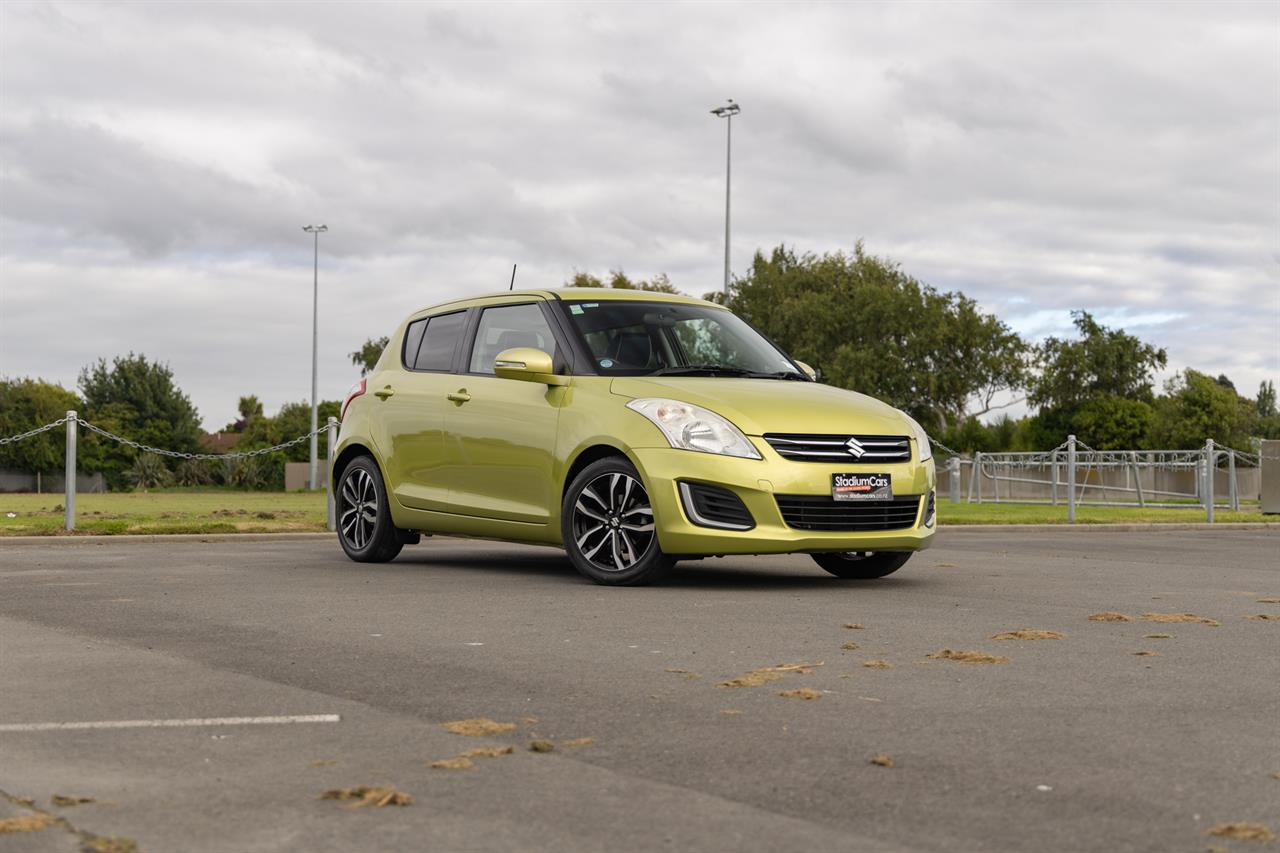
[333,288,935,585]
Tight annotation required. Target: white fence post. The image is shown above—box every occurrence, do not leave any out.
[326,416,338,532]
[948,456,960,503]
[1067,435,1077,524]
[1204,438,1215,524]
[974,452,983,504]
[64,410,77,531]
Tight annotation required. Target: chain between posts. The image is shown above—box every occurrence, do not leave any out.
[76,420,328,461]
[0,416,71,446]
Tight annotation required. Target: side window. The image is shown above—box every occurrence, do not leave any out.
[468,304,558,374]
[413,311,466,372]
[402,319,426,369]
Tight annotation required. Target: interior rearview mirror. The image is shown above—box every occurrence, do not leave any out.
[493,347,568,386]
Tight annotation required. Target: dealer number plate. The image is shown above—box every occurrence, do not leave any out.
[832,473,892,502]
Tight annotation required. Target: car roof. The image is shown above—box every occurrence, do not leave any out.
[414,287,722,318]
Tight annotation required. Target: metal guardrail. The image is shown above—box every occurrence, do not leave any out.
[1,410,340,531]
[941,435,1270,523]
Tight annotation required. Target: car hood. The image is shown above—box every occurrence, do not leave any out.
[609,377,911,436]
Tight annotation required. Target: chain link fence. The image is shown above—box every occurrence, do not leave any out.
[1,410,338,531]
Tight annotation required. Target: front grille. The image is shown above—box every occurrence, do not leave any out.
[679,482,755,530]
[765,434,912,463]
[775,495,922,532]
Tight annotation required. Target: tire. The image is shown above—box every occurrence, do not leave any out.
[562,457,674,586]
[811,551,912,579]
[336,456,404,563]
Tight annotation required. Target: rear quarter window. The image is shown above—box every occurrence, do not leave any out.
[413,311,467,372]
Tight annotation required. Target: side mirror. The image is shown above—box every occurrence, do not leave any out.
[493,347,568,386]
[794,360,818,381]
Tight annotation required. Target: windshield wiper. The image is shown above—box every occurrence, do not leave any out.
[652,365,754,377]
[743,371,810,381]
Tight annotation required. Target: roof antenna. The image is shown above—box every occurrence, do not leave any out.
[509,263,518,291]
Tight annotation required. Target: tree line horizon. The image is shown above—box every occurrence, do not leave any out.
[2,242,1276,490]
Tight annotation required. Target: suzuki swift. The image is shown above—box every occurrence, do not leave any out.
[333,288,936,585]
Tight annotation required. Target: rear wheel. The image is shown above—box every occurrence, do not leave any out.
[562,457,674,586]
[811,551,911,579]
[336,456,403,563]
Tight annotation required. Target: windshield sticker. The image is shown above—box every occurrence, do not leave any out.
[599,358,614,368]
[569,305,584,315]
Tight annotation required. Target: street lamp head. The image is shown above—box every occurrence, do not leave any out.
[303,224,328,233]
[710,100,740,118]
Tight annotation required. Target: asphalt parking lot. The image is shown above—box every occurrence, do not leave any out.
[1,528,1277,853]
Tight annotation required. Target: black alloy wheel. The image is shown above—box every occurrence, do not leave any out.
[336,456,403,563]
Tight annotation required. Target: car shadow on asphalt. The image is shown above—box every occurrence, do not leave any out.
[396,549,926,591]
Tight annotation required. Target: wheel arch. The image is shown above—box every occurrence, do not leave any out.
[561,442,633,501]
[332,441,379,491]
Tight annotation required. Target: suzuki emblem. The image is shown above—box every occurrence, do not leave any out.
[845,437,866,458]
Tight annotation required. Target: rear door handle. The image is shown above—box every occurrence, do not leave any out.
[373,385,395,400]
[447,390,471,404]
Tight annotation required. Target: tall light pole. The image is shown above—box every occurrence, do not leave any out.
[710,99,740,297]
[302,224,327,490]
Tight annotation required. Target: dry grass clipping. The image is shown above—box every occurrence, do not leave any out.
[841,642,861,650]
[84,838,140,853]
[844,623,865,630]
[440,718,517,736]
[529,740,555,753]
[1141,612,1219,626]
[1132,650,1158,656]
[1245,614,1279,621]
[51,794,94,807]
[462,746,514,759]
[869,754,894,768]
[720,709,744,716]
[863,660,893,669]
[779,688,823,700]
[0,813,56,833]
[1088,612,1131,622]
[430,756,474,770]
[990,629,1064,640]
[928,649,1010,664]
[716,661,823,688]
[563,738,595,748]
[1144,633,1173,639]
[1257,597,1280,604]
[1206,822,1275,842]
[320,785,412,808]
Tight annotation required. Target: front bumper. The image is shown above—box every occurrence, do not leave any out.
[630,441,936,556]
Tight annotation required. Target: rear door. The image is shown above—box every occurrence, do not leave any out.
[372,310,468,512]
[440,301,567,524]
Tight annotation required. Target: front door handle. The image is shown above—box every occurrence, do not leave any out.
[373,385,395,400]
[447,389,471,404]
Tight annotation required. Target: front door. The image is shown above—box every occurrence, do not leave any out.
[441,302,565,524]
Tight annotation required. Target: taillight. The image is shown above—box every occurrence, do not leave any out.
[341,378,366,421]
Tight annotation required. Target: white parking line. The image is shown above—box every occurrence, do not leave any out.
[0,714,341,732]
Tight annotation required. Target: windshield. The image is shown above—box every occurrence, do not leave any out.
[561,300,805,378]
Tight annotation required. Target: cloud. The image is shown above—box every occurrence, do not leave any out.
[1,0,1276,428]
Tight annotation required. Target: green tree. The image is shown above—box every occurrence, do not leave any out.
[1257,380,1277,418]
[0,378,83,473]
[565,270,681,293]
[1068,395,1154,449]
[235,399,341,488]
[78,354,202,488]
[350,337,389,377]
[1029,311,1167,411]
[1149,369,1254,449]
[727,243,1028,432]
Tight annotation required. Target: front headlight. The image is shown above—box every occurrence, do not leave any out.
[626,398,762,459]
[904,414,932,462]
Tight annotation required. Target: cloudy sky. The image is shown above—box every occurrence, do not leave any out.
[1,1,1277,431]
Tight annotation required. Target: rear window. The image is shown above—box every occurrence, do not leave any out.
[412,311,466,372]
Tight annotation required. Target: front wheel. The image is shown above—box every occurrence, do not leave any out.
[562,457,674,586]
[336,456,403,563]
[811,551,911,579]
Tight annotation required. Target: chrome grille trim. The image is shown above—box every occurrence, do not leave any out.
[764,434,912,463]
